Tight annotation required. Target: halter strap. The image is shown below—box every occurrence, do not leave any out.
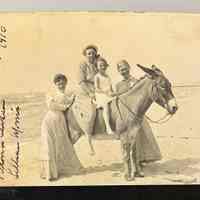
[116,80,173,125]
[116,96,143,123]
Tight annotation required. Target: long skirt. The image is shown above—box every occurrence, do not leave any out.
[136,118,162,163]
[72,86,96,135]
[40,110,83,180]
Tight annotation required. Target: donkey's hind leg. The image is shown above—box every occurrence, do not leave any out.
[83,109,97,156]
[130,145,136,180]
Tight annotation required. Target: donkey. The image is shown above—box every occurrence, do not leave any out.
[64,64,178,181]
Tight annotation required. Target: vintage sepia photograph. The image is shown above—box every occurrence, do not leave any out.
[0,11,199,186]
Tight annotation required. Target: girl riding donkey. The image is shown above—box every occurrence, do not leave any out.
[94,57,116,135]
[75,45,115,155]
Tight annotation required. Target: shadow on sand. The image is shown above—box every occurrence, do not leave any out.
[84,163,123,175]
[58,162,123,181]
[58,157,200,182]
[145,157,200,177]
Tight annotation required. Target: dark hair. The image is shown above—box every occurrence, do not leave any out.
[97,57,109,67]
[117,60,130,71]
[53,73,67,84]
[82,45,98,56]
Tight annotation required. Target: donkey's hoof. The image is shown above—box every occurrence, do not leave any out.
[135,171,145,177]
[124,174,135,181]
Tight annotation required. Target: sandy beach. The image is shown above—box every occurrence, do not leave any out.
[0,12,200,186]
[0,86,200,186]
[2,137,200,186]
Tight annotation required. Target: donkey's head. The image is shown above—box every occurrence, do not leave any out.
[137,64,178,115]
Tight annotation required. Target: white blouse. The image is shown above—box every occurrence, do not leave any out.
[46,89,74,111]
[94,73,112,93]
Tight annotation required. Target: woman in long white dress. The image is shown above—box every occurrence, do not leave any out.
[40,74,83,181]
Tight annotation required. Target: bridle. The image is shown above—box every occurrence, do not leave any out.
[116,79,173,125]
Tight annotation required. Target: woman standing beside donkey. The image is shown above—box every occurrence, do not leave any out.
[40,74,84,181]
[76,45,116,154]
[115,60,162,177]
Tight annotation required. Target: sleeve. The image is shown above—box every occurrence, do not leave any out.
[94,74,103,93]
[94,75,98,90]
[78,62,87,84]
[115,82,129,95]
[115,82,120,92]
[64,93,75,106]
[108,77,114,92]
[129,78,138,87]
[46,94,67,111]
[78,62,95,95]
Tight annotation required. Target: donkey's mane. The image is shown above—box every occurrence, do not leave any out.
[119,75,151,98]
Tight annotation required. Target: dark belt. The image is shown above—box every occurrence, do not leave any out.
[79,80,94,85]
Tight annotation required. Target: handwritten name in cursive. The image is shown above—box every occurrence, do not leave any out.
[8,106,23,179]
[0,100,23,180]
[0,100,5,179]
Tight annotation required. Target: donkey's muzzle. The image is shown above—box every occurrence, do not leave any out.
[167,98,178,114]
[171,105,178,114]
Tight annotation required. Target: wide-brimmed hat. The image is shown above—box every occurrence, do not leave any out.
[82,45,98,56]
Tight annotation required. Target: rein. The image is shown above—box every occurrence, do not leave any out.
[144,112,172,124]
[116,97,172,124]
[116,81,173,125]
[68,95,76,108]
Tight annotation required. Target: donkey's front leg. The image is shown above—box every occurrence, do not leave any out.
[86,133,95,156]
[128,123,141,180]
[130,148,136,180]
[130,141,145,178]
[121,142,133,181]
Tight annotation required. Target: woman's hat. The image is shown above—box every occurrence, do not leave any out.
[82,45,98,56]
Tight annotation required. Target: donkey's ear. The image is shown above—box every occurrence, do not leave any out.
[151,65,163,76]
[137,64,157,77]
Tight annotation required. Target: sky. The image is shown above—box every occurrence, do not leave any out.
[0,0,200,12]
[1,1,200,94]
[0,12,200,94]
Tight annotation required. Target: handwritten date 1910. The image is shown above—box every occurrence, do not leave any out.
[0,25,7,48]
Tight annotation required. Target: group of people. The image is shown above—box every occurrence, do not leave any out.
[40,45,162,181]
